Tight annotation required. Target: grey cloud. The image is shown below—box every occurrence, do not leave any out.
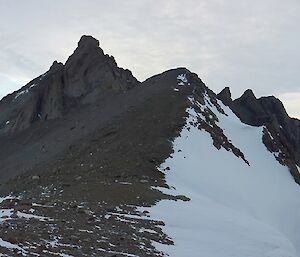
[277,91,300,119]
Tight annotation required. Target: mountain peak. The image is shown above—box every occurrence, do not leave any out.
[66,35,104,66]
[217,87,232,106]
[49,60,63,72]
[77,35,101,53]
[240,88,256,101]
[78,35,99,47]
[0,35,139,135]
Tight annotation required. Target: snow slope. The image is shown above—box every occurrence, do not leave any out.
[150,96,300,257]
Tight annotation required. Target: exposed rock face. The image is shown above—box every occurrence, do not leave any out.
[218,88,292,127]
[217,87,232,107]
[218,87,300,182]
[64,35,138,99]
[0,35,139,134]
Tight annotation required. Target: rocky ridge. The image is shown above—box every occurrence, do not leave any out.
[0,35,138,134]
[0,35,299,256]
[218,87,300,183]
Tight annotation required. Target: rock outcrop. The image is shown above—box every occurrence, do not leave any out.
[217,87,232,107]
[0,35,139,134]
[218,87,300,182]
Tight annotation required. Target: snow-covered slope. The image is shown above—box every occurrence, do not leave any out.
[150,93,300,257]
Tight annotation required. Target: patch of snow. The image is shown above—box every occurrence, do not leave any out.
[177,74,188,83]
[0,195,53,224]
[115,206,122,212]
[0,209,13,222]
[0,196,15,204]
[107,211,151,221]
[45,238,79,250]
[149,98,300,257]
[119,182,132,185]
[32,203,54,208]
[16,211,52,222]
[78,229,93,234]
[42,250,74,257]
[39,72,48,80]
[265,126,275,140]
[29,83,37,89]
[177,73,188,86]
[14,89,29,99]
[274,150,282,159]
[0,238,26,254]
[97,247,138,257]
[139,228,157,234]
[14,83,38,100]
[104,214,111,219]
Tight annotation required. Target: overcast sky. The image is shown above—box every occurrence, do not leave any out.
[0,0,299,117]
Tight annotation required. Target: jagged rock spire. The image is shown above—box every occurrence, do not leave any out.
[0,35,139,134]
[217,87,232,106]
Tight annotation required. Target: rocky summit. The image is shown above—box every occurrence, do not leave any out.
[0,35,138,134]
[0,35,299,257]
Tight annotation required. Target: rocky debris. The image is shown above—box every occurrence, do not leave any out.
[218,87,300,183]
[0,189,172,257]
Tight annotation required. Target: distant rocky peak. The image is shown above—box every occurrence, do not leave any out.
[78,35,100,49]
[239,89,256,101]
[65,35,105,69]
[62,35,139,99]
[72,35,104,57]
[217,87,232,106]
[219,86,231,97]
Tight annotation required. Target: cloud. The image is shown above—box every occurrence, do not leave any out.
[0,0,299,116]
[277,91,300,119]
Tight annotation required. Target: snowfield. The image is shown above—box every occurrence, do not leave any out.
[150,97,300,257]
